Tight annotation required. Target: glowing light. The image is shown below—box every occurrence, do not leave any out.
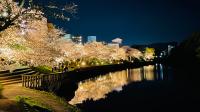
[55,57,63,63]
[2,11,8,17]
[95,62,99,65]
[100,61,104,65]
[81,61,86,66]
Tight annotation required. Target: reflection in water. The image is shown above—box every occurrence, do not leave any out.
[144,65,155,81]
[130,68,142,82]
[160,64,164,80]
[69,64,164,105]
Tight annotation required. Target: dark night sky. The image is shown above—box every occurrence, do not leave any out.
[54,0,200,45]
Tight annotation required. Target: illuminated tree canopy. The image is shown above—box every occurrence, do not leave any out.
[0,0,77,31]
[0,0,151,71]
[144,47,155,60]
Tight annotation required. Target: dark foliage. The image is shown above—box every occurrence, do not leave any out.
[168,32,200,67]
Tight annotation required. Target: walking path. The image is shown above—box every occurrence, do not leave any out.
[0,68,75,112]
[2,84,68,112]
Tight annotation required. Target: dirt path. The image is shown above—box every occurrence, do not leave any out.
[2,83,69,112]
[0,99,20,112]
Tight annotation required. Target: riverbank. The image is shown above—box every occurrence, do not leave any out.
[72,63,200,112]
[56,61,157,100]
[67,61,154,77]
[63,61,156,82]
[0,60,157,112]
[0,83,80,112]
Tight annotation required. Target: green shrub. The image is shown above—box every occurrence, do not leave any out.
[32,66,52,74]
[9,44,27,51]
[87,58,109,66]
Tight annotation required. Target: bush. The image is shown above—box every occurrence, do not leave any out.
[9,43,27,51]
[32,66,52,74]
[87,58,110,66]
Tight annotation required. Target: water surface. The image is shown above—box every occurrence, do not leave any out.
[69,64,167,105]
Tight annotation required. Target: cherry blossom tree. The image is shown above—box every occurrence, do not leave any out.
[122,46,143,61]
[0,0,78,31]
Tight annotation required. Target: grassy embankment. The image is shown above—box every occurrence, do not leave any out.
[0,70,80,112]
[15,89,81,112]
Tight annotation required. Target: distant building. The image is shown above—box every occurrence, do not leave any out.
[111,38,123,47]
[108,43,119,48]
[87,36,96,43]
[112,38,123,44]
[72,36,82,44]
[63,34,72,41]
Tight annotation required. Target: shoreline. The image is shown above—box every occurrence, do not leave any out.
[0,61,159,112]
[65,61,157,82]
[56,61,158,101]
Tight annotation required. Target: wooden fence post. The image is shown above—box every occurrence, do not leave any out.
[22,73,65,90]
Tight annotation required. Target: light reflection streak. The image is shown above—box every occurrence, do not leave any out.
[160,64,164,80]
[69,64,164,105]
[144,65,155,81]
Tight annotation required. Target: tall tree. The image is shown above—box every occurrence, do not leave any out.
[144,47,155,61]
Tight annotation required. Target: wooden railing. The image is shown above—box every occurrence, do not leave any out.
[22,73,64,90]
